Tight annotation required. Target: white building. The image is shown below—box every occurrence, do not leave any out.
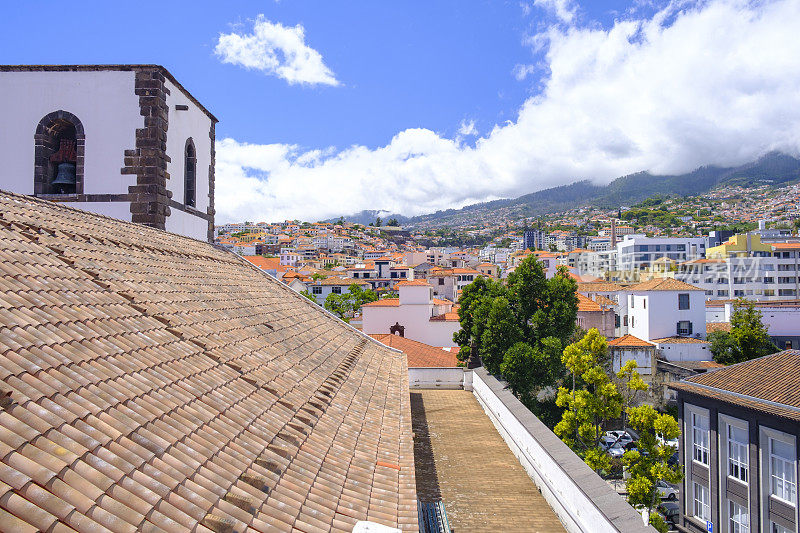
[616,235,705,271]
[627,278,709,361]
[706,299,800,350]
[0,65,217,241]
[361,280,461,347]
[307,277,370,305]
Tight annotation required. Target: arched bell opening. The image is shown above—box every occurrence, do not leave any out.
[34,111,85,195]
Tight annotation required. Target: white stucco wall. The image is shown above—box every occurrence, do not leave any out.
[629,290,706,341]
[165,208,209,241]
[163,79,212,240]
[362,304,459,347]
[611,347,653,374]
[164,79,211,213]
[655,341,710,362]
[408,367,465,389]
[706,303,800,337]
[0,70,140,198]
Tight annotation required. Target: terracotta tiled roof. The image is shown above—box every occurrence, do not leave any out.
[651,336,710,344]
[577,281,626,292]
[0,191,417,532]
[629,278,703,291]
[369,335,459,367]
[317,276,369,286]
[363,298,400,307]
[670,350,800,421]
[242,255,281,270]
[771,242,800,250]
[707,322,732,333]
[593,294,617,307]
[608,334,654,347]
[429,311,459,322]
[395,279,431,287]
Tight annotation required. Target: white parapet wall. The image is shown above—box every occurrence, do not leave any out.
[408,367,471,390]
[471,367,655,533]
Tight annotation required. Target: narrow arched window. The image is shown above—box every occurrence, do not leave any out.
[184,139,196,207]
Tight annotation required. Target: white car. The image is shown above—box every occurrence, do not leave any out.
[657,480,678,500]
[601,430,638,450]
[657,434,679,449]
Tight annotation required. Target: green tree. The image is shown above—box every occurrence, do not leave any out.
[454,258,578,424]
[323,284,378,322]
[554,329,622,473]
[311,273,326,281]
[616,360,647,433]
[299,290,317,302]
[386,218,399,226]
[622,405,682,532]
[324,292,352,320]
[375,217,382,227]
[710,300,778,364]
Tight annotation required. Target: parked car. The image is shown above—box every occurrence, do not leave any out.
[657,500,680,527]
[656,480,678,500]
[608,440,638,458]
[667,451,679,467]
[657,434,679,449]
[601,429,639,450]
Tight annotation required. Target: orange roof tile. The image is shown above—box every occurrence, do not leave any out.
[629,278,703,291]
[608,334,654,347]
[363,298,400,307]
[369,334,460,367]
[0,190,416,532]
[396,279,432,287]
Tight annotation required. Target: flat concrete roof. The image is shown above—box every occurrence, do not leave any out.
[411,389,566,532]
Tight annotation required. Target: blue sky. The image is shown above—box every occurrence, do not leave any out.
[4,1,800,223]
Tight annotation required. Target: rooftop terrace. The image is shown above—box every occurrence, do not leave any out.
[411,389,565,532]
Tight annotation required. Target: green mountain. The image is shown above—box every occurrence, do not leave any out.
[405,152,800,226]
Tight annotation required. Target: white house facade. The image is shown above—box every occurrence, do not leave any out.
[361,281,461,347]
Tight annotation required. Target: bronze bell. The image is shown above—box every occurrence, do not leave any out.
[51,162,77,191]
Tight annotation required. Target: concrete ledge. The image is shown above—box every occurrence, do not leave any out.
[409,367,469,390]
[471,367,655,533]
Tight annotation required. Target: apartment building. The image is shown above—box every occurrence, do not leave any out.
[677,241,800,300]
[671,350,800,533]
[616,235,706,271]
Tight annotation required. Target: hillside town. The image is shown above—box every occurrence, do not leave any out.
[3,3,800,532]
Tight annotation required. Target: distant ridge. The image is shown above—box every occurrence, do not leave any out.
[332,152,800,227]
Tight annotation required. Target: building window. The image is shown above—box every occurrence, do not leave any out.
[331,286,342,294]
[693,482,711,521]
[729,500,748,533]
[678,293,690,310]
[438,278,444,285]
[772,522,791,533]
[678,320,693,336]
[34,110,85,195]
[727,424,749,483]
[184,138,197,207]
[692,411,710,465]
[312,286,322,295]
[769,437,796,503]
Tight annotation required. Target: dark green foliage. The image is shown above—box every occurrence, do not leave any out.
[455,257,578,423]
[711,300,779,364]
[323,284,378,323]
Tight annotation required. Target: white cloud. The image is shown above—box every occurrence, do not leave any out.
[532,0,578,24]
[458,119,478,136]
[216,0,800,223]
[215,15,339,86]
[513,63,538,81]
